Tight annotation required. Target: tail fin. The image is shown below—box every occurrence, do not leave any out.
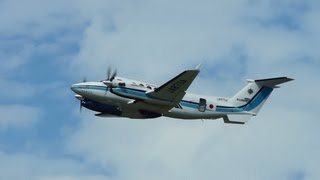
[229,77,294,115]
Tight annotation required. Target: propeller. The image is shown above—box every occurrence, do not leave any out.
[75,94,84,113]
[107,66,111,81]
[102,66,117,88]
[80,100,83,113]
[110,69,117,81]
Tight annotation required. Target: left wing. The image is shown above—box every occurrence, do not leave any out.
[146,67,200,106]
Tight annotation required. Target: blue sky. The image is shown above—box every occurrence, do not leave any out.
[0,0,319,179]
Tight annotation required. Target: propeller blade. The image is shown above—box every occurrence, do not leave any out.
[107,66,112,80]
[80,100,82,113]
[103,66,118,88]
[110,69,117,81]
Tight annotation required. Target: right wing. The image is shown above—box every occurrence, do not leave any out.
[146,68,200,106]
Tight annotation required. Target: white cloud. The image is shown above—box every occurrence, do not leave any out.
[0,0,78,35]
[64,0,320,180]
[0,151,111,180]
[0,105,41,130]
[0,78,70,101]
[0,79,36,99]
[71,0,252,81]
[0,42,34,73]
[65,101,320,180]
[70,0,319,83]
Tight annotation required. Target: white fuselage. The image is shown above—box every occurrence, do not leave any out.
[71,73,292,124]
[71,77,245,119]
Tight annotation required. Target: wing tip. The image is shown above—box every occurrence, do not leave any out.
[195,63,203,70]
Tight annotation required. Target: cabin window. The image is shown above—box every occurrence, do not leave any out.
[139,84,144,87]
[118,82,126,87]
[198,98,206,112]
[147,85,152,89]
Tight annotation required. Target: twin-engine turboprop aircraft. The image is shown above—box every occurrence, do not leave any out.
[71,65,293,124]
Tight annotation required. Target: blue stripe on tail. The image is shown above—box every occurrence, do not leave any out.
[243,86,273,111]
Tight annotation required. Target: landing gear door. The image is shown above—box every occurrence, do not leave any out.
[198,98,206,112]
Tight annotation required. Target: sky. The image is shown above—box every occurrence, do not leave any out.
[0,0,319,179]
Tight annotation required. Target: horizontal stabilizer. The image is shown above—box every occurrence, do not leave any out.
[252,77,294,88]
[223,114,253,124]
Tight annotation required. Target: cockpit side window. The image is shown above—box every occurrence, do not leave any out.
[118,82,126,87]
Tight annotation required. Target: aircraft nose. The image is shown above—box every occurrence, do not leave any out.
[71,82,90,95]
[70,84,79,93]
[71,84,75,91]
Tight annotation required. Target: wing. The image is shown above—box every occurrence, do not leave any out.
[146,68,200,106]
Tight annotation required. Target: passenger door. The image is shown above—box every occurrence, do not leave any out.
[198,98,206,112]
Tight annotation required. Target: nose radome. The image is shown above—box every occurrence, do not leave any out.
[70,84,76,92]
[71,84,80,93]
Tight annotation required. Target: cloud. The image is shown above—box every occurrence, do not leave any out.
[0,105,42,130]
[0,41,34,73]
[70,0,319,83]
[0,0,85,79]
[243,0,311,30]
[71,0,253,81]
[65,116,216,179]
[0,78,71,102]
[0,0,78,36]
[0,151,111,180]
[0,79,37,100]
[64,0,320,180]
[65,100,320,180]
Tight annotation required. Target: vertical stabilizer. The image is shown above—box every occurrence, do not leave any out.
[229,77,293,115]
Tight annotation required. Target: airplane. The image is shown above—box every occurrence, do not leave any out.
[71,65,293,124]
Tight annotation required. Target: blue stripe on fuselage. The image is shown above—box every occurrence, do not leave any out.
[112,87,147,98]
[180,101,198,109]
[72,85,108,91]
